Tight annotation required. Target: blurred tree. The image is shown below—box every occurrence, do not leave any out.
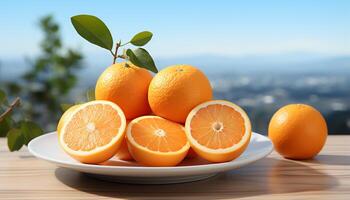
[4,15,83,131]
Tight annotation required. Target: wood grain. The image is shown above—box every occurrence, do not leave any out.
[0,136,349,200]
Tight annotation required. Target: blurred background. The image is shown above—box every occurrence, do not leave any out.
[0,0,349,134]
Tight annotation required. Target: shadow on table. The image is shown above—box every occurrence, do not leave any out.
[303,154,350,166]
[55,157,338,199]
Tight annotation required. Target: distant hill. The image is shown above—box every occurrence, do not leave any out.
[156,53,350,74]
[1,53,349,82]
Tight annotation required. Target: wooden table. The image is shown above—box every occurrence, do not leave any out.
[0,136,349,199]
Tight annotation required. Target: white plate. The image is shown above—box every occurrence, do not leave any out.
[29,132,273,184]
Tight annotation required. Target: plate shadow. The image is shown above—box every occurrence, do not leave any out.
[55,157,338,199]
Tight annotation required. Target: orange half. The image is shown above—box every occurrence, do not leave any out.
[126,116,190,166]
[185,100,251,162]
[59,100,126,164]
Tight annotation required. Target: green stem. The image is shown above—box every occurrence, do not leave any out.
[120,41,130,47]
[112,41,121,64]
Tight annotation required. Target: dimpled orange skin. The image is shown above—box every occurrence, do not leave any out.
[268,104,328,160]
[148,65,213,123]
[95,62,153,119]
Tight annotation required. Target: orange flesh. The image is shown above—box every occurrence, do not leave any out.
[190,104,245,149]
[131,118,187,152]
[63,104,122,151]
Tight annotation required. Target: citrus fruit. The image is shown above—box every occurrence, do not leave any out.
[185,100,252,162]
[268,104,327,160]
[59,100,127,164]
[148,64,212,123]
[126,116,190,166]
[95,62,153,119]
[114,121,133,160]
[57,104,80,136]
[114,138,133,160]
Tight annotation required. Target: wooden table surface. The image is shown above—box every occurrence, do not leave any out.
[0,136,349,200]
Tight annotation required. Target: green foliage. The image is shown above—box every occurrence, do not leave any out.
[126,48,158,73]
[15,15,82,130]
[7,129,24,151]
[0,90,6,104]
[0,117,11,137]
[20,121,43,145]
[0,15,83,151]
[130,31,153,46]
[0,91,43,151]
[71,15,113,50]
[70,14,158,72]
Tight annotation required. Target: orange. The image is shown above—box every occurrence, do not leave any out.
[148,65,212,123]
[114,138,133,160]
[114,121,133,160]
[185,100,252,162]
[95,62,153,119]
[59,100,126,164]
[57,104,80,136]
[126,116,190,166]
[268,104,327,160]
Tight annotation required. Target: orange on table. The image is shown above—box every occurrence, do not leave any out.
[148,64,212,123]
[268,104,327,160]
[95,62,153,119]
[126,116,190,166]
[185,100,252,162]
[58,100,126,164]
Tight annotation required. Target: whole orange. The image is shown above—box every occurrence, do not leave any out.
[95,62,153,119]
[268,104,327,160]
[148,65,212,123]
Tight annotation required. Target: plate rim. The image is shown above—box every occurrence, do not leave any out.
[28,132,273,175]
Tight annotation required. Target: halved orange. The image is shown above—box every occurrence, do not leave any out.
[57,104,81,136]
[126,116,190,166]
[59,100,126,164]
[185,100,251,162]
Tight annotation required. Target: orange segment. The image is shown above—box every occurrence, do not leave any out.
[185,100,251,162]
[126,116,190,166]
[59,100,126,164]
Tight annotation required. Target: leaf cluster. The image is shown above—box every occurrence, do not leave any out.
[0,90,43,151]
[71,15,158,73]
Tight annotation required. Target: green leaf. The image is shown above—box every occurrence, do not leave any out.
[20,121,43,145]
[7,128,24,151]
[86,88,95,101]
[126,48,158,73]
[0,117,11,137]
[71,15,113,50]
[130,31,153,46]
[0,89,7,104]
[60,103,74,111]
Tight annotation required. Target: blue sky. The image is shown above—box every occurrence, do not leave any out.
[0,0,349,59]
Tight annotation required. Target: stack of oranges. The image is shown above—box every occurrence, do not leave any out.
[57,63,252,166]
[57,63,328,166]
